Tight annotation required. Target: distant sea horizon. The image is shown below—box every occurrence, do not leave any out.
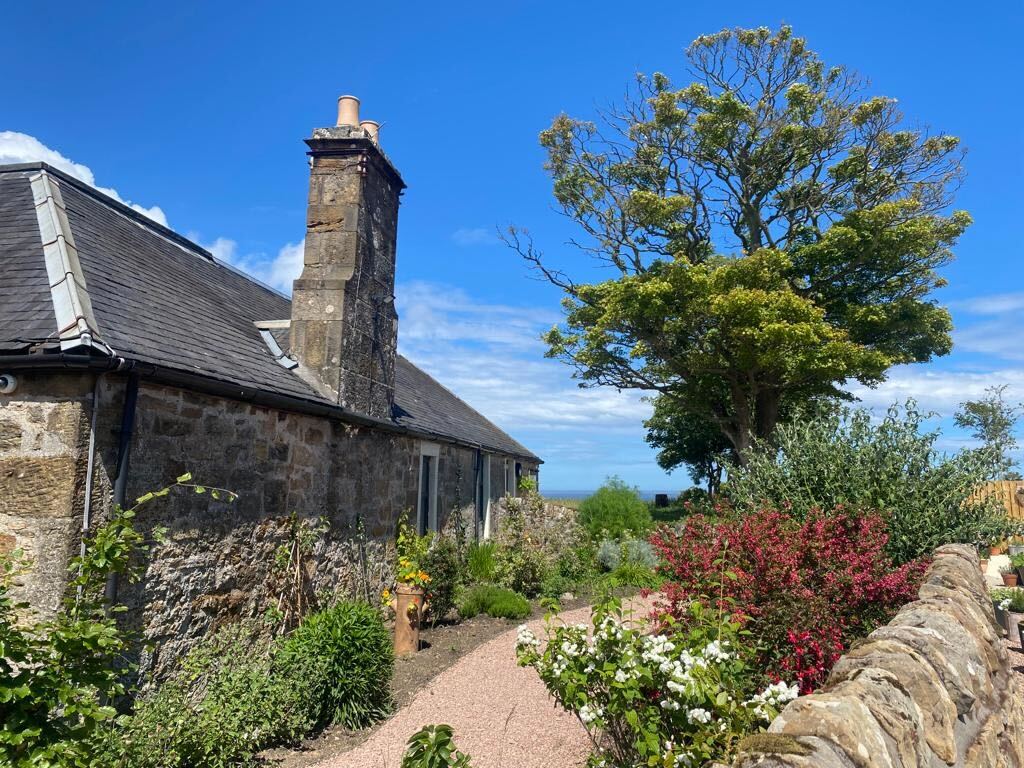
[543,489,681,502]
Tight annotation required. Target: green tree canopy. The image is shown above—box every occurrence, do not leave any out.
[955,385,1022,480]
[512,26,967,459]
[644,396,735,494]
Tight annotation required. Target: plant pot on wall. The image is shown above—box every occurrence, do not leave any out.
[1002,572,1019,587]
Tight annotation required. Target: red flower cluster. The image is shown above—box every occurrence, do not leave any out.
[649,508,927,693]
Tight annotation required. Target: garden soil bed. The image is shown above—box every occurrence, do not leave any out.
[258,595,593,767]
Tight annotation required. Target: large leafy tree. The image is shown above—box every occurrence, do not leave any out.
[512,26,967,459]
[955,385,1023,480]
[644,398,735,495]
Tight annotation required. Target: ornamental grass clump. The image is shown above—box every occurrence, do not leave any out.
[516,598,797,767]
[649,507,926,692]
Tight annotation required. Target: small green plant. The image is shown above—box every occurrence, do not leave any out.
[1009,552,1024,569]
[100,622,311,768]
[457,585,530,620]
[401,724,473,768]
[421,536,466,624]
[992,587,1024,612]
[578,477,652,540]
[276,600,394,729]
[466,540,497,582]
[598,562,663,590]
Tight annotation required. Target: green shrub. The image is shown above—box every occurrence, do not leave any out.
[992,587,1024,612]
[540,573,576,599]
[556,543,596,583]
[598,562,663,590]
[729,402,1012,563]
[578,477,652,540]
[101,623,310,768]
[276,601,393,729]
[466,540,497,583]
[457,585,531,620]
[401,724,473,768]
[493,544,548,597]
[596,537,658,572]
[421,537,465,623]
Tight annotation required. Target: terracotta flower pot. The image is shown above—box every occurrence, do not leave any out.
[394,584,425,656]
[1002,572,1019,587]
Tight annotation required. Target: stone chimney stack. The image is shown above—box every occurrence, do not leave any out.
[290,95,405,420]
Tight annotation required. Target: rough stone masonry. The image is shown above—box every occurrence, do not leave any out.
[733,544,1024,767]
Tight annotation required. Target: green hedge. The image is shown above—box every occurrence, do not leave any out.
[457,585,531,620]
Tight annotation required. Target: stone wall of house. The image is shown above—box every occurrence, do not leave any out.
[0,372,532,678]
[733,544,1024,768]
[0,372,102,615]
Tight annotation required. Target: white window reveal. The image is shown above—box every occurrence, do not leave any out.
[476,453,492,539]
[417,442,440,534]
[504,458,516,498]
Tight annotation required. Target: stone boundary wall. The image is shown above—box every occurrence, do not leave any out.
[733,544,1023,767]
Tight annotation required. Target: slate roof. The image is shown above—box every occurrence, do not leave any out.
[0,163,538,461]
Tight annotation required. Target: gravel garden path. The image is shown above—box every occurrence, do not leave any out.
[313,601,647,768]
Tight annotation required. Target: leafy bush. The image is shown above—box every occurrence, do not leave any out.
[650,507,926,692]
[729,402,1011,563]
[992,587,1024,612]
[421,536,465,623]
[466,540,497,583]
[401,724,473,768]
[598,562,663,590]
[101,623,311,768]
[276,601,393,729]
[457,585,530,620]
[555,543,596,583]
[578,477,652,539]
[597,537,658,572]
[539,573,576,599]
[516,598,797,767]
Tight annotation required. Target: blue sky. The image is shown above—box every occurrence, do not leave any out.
[2,1,1022,490]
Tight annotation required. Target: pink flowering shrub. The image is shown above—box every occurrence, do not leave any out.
[649,507,927,692]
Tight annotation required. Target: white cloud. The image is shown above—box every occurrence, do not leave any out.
[199,236,304,294]
[452,227,497,246]
[952,292,1024,315]
[0,131,168,226]
[850,366,1024,416]
[396,281,648,433]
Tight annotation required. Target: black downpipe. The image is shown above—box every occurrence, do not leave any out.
[104,372,140,606]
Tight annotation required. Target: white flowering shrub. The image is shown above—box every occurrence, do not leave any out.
[515,599,797,767]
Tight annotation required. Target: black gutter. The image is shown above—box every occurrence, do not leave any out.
[0,353,542,464]
[105,372,140,606]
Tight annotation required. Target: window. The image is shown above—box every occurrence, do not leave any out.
[417,443,440,534]
[476,453,492,539]
[504,458,515,498]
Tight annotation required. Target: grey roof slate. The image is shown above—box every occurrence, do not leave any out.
[0,163,537,461]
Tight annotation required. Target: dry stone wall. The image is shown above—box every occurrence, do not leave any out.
[733,544,1024,768]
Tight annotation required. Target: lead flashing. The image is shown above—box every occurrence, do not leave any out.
[29,171,111,355]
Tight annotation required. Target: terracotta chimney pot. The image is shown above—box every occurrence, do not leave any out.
[360,120,380,143]
[336,95,360,127]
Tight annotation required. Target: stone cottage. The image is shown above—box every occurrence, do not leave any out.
[0,95,539,672]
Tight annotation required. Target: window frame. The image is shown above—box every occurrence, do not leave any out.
[417,442,440,534]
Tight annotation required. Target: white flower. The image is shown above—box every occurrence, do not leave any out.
[686,707,712,724]
[703,639,733,662]
[578,703,602,724]
[516,625,539,649]
[614,669,629,683]
[660,698,681,711]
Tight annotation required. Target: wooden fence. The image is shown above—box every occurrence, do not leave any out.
[972,480,1024,521]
